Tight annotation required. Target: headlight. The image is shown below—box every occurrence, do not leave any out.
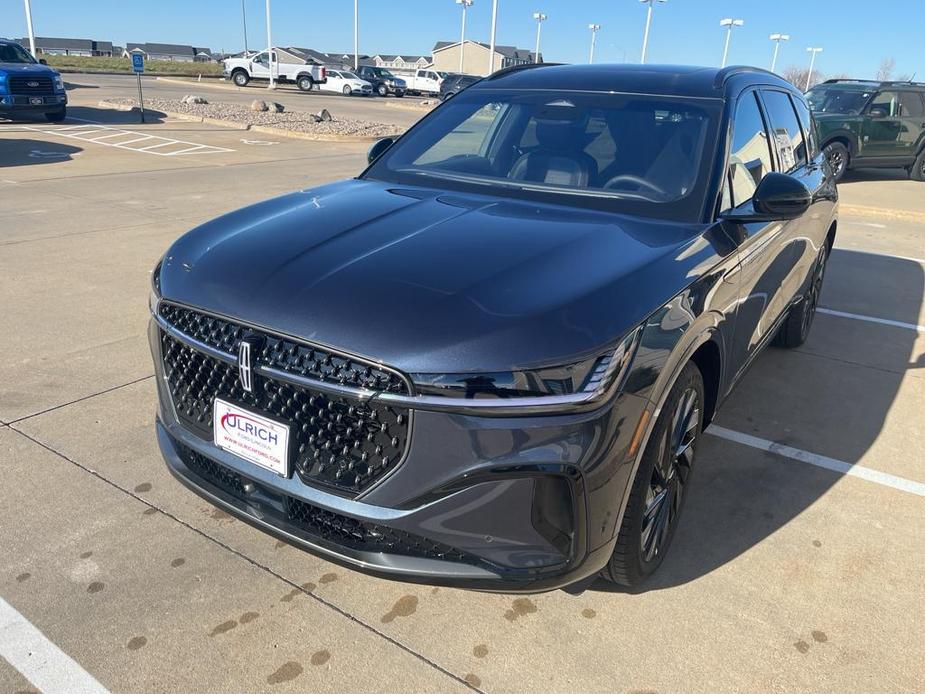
[0,74,8,96]
[409,327,642,405]
[149,260,162,314]
[53,74,64,91]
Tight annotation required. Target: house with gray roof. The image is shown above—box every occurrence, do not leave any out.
[124,43,214,62]
[17,37,114,57]
[432,39,539,75]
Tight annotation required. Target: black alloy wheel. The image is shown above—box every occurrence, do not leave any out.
[824,141,849,181]
[773,243,829,348]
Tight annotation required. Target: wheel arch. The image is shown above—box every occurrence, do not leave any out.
[821,133,855,156]
[689,338,722,427]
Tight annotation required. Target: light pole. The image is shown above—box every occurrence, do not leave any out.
[806,47,823,90]
[456,0,473,73]
[719,18,744,68]
[488,0,499,74]
[639,0,666,65]
[354,0,359,70]
[769,33,789,73]
[22,0,36,57]
[588,24,601,64]
[241,0,249,55]
[532,12,547,64]
[265,0,274,89]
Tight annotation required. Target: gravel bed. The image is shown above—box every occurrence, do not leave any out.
[102,97,405,137]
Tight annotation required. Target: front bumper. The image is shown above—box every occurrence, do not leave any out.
[0,94,67,112]
[149,315,645,591]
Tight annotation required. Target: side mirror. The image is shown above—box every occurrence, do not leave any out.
[869,106,888,118]
[39,58,47,65]
[720,172,811,223]
[367,137,395,165]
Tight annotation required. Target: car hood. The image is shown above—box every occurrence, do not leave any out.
[0,61,55,74]
[159,180,716,373]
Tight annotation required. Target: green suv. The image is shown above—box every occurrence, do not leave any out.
[806,79,925,181]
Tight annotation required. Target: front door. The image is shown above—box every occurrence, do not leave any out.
[250,51,271,79]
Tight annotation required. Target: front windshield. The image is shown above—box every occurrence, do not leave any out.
[364,89,720,221]
[343,72,359,80]
[806,87,873,114]
[378,69,395,79]
[0,43,36,64]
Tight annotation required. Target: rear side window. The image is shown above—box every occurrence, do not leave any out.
[790,96,819,160]
[762,90,807,172]
[725,91,774,209]
[899,92,925,118]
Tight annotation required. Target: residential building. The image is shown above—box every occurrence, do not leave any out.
[16,37,114,57]
[432,40,540,76]
[373,54,430,72]
[124,43,214,62]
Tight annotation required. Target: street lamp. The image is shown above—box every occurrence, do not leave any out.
[806,47,823,90]
[488,0,499,74]
[719,18,744,68]
[533,12,547,64]
[22,0,36,57]
[456,0,473,74]
[265,0,274,89]
[588,24,601,64]
[354,0,359,70]
[768,33,789,73]
[638,0,666,64]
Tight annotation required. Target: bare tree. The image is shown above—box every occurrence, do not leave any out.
[782,65,824,90]
[876,57,895,81]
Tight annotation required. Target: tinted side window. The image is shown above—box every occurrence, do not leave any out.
[727,92,774,208]
[870,91,900,116]
[899,92,925,118]
[762,90,807,172]
[790,95,819,159]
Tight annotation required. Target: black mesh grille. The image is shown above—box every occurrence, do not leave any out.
[10,75,54,94]
[176,441,483,566]
[158,303,408,394]
[158,307,411,496]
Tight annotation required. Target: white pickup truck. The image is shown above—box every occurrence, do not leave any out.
[404,68,444,96]
[223,50,327,92]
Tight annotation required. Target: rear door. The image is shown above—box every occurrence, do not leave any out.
[860,90,920,161]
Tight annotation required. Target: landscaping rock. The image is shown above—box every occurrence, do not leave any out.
[317,109,332,122]
[268,101,285,113]
[181,94,209,105]
[250,100,269,112]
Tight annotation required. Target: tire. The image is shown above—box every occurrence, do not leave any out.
[232,70,250,88]
[911,148,925,182]
[342,85,352,96]
[45,108,66,123]
[297,76,314,92]
[395,90,405,98]
[602,362,705,587]
[823,141,849,182]
[377,84,388,97]
[773,243,829,349]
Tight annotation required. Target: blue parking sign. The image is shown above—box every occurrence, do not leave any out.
[132,53,144,74]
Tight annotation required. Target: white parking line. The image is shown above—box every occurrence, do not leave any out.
[708,426,925,496]
[0,596,109,693]
[19,121,234,157]
[818,308,925,334]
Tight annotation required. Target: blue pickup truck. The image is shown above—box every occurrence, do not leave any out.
[0,39,68,122]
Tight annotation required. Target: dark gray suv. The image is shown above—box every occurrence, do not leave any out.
[150,64,837,591]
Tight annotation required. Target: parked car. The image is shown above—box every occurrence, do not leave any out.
[223,49,327,92]
[806,78,925,181]
[149,63,836,591]
[318,69,372,96]
[405,68,443,96]
[439,74,480,100]
[0,39,67,122]
[355,66,406,97]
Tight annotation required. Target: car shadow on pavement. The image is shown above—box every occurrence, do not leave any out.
[840,167,911,183]
[584,248,923,594]
[0,138,83,167]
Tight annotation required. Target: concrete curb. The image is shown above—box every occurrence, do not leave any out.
[96,100,385,142]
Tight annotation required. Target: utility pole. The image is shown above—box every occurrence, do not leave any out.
[457,0,473,73]
[241,0,249,55]
[488,0,499,75]
[23,0,36,57]
[639,0,666,65]
[532,12,547,64]
[769,33,789,73]
[265,0,274,89]
[354,0,359,71]
[588,24,600,64]
[806,47,823,90]
[719,18,744,68]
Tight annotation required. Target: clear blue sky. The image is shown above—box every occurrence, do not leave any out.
[3,0,922,79]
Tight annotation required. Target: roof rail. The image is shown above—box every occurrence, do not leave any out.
[822,78,878,85]
[823,77,925,88]
[484,62,560,81]
[712,65,782,90]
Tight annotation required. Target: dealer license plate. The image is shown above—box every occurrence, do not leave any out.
[213,399,290,476]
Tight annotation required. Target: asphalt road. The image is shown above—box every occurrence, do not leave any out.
[1,76,923,693]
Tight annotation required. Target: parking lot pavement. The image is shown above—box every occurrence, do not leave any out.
[2,105,924,692]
